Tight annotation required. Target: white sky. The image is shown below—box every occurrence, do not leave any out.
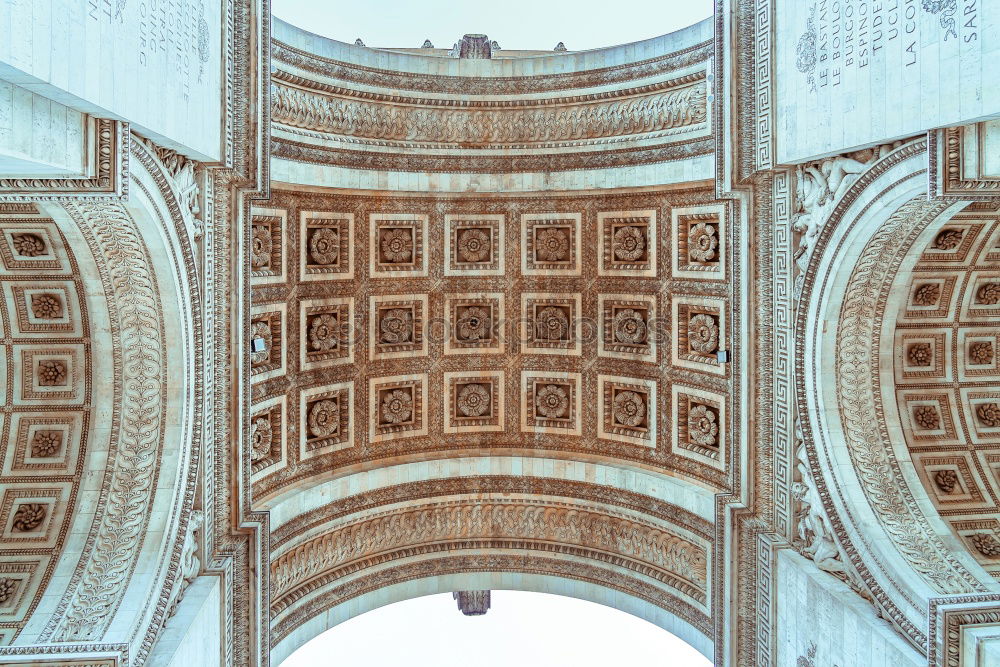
[271,2,716,665]
[271,0,714,51]
[281,591,712,666]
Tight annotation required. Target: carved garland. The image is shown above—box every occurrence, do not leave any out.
[271,81,707,145]
[43,201,167,642]
[271,501,709,604]
[271,476,713,548]
[833,196,984,596]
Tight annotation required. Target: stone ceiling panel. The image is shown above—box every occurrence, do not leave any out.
[250,188,737,504]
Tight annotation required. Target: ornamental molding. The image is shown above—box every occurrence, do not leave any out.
[929,125,1000,201]
[32,139,206,661]
[928,595,1000,667]
[270,30,712,175]
[270,475,713,549]
[752,0,773,172]
[794,140,992,650]
[271,78,707,147]
[127,139,207,665]
[771,169,793,540]
[271,39,712,96]
[0,642,126,665]
[43,200,167,642]
[832,196,982,598]
[271,134,713,173]
[273,69,706,109]
[0,119,130,202]
[270,554,713,648]
[270,499,710,606]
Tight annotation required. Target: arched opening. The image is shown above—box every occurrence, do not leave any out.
[256,9,737,666]
[271,0,714,52]
[266,465,716,664]
[880,202,1000,582]
[281,590,711,666]
[0,139,204,659]
[795,138,1000,649]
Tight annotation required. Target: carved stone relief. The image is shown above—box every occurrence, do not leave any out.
[0,204,91,643]
[891,204,1000,581]
[250,190,736,502]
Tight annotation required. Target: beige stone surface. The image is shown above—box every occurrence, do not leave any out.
[0,1,999,665]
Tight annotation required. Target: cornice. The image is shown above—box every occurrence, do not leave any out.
[271,135,713,173]
[271,39,713,96]
[272,69,706,108]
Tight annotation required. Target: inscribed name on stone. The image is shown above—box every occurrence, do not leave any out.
[775,0,998,163]
[0,0,222,160]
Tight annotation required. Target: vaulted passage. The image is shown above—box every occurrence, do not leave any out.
[3,2,1000,666]
[253,21,735,663]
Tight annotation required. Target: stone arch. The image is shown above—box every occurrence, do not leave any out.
[883,204,1000,582]
[795,138,1000,652]
[252,21,740,667]
[273,572,711,665]
[265,458,717,665]
[0,137,203,663]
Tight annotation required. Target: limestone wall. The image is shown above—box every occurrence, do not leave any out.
[774,549,923,667]
[0,0,223,160]
[774,0,1000,163]
[0,81,86,176]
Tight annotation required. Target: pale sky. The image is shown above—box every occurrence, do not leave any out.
[271,2,715,665]
[281,591,712,666]
[272,0,714,51]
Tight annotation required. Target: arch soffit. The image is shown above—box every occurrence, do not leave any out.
[260,456,718,522]
[884,207,1000,584]
[267,485,715,666]
[797,139,1000,650]
[258,20,736,666]
[268,19,716,193]
[271,572,714,666]
[0,138,202,663]
[263,460,720,664]
[261,454,723,663]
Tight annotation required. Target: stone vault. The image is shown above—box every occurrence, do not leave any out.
[0,2,998,666]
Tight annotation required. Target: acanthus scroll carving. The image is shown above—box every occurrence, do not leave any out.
[270,501,708,602]
[45,202,167,642]
[791,418,876,606]
[790,143,903,304]
[140,137,205,241]
[830,196,986,598]
[271,81,707,147]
